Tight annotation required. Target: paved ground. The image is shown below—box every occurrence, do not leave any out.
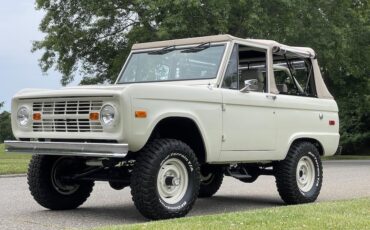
[0,160,369,230]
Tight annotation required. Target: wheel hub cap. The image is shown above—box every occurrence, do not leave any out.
[157,157,189,204]
[296,155,315,193]
[165,176,181,186]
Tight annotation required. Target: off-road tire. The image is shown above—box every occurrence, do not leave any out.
[274,142,322,204]
[198,165,223,198]
[28,155,94,210]
[131,139,200,220]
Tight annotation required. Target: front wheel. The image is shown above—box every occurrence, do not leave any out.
[28,155,94,210]
[131,139,200,220]
[274,142,322,204]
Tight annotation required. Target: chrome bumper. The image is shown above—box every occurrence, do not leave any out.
[4,141,128,158]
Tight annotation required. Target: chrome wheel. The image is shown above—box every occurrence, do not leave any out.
[296,155,315,193]
[157,157,189,204]
[51,157,80,195]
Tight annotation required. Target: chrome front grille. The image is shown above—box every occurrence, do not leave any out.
[33,119,103,132]
[33,100,103,115]
[32,99,104,133]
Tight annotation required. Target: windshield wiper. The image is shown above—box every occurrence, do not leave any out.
[181,42,210,53]
[148,45,176,55]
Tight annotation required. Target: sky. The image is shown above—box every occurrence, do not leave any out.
[0,1,82,112]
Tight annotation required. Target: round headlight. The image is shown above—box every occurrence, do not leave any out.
[17,106,30,127]
[100,104,116,127]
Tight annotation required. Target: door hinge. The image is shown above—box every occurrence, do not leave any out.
[222,135,226,142]
[222,103,226,111]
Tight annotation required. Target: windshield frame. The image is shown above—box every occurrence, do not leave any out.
[115,42,229,84]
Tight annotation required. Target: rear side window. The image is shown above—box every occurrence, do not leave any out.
[273,54,317,97]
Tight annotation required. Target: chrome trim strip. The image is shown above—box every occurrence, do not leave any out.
[4,141,128,158]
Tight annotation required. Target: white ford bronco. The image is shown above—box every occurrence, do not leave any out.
[5,35,339,220]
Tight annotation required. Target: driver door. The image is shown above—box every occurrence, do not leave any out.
[220,44,277,161]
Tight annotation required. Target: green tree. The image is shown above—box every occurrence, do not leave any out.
[0,102,15,142]
[33,0,369,154]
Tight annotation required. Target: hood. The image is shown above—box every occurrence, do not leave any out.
[13,85,126,99]
[13,80,217,100]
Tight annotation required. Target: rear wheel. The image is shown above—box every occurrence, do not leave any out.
[274,142,322,204]
[131,139,200,220]
[198,165,223,198]
[28,155,94,210]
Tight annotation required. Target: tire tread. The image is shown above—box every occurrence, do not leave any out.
[28,155,94,210]
[131,139,200,219]
[274,142,323,204]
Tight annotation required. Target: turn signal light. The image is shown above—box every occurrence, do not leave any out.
[135,110,147,118]
[89,112,99,121]
[33,113,42,121]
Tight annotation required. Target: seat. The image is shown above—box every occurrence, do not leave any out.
[276,84,288,93]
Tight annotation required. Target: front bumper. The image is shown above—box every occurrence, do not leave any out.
[4,141,128,158]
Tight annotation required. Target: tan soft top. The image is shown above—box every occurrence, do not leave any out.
[132,34,332,99]
[132,34,314,56]
[132,34,236,50]
[133,34,291,50]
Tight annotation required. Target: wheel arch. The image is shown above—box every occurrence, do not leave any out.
[148,116,208,164]
[289,137,324,156]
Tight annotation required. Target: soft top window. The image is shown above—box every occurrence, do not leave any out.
[272,54,316,97]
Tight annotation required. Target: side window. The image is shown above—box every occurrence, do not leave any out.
[273,54,317,97]
[222,44,267,93]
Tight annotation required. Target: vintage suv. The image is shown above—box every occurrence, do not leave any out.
[5,35,339,220]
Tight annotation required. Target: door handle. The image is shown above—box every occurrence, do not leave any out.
[266,94,277,100]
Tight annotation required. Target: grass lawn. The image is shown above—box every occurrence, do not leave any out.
[98,198,370,230]
[323,155,370,160]
[0,144,31,175]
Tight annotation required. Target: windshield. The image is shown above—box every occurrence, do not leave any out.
[117,44,226,83]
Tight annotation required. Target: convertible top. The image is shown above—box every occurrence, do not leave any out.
[132,34,332,99]
[132,34,315,58]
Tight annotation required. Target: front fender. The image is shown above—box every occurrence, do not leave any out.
[130,111,206,150]
[124,84,223,162]
[128,109,223,162]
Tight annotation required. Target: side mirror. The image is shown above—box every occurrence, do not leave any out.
[240,79,258,93]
